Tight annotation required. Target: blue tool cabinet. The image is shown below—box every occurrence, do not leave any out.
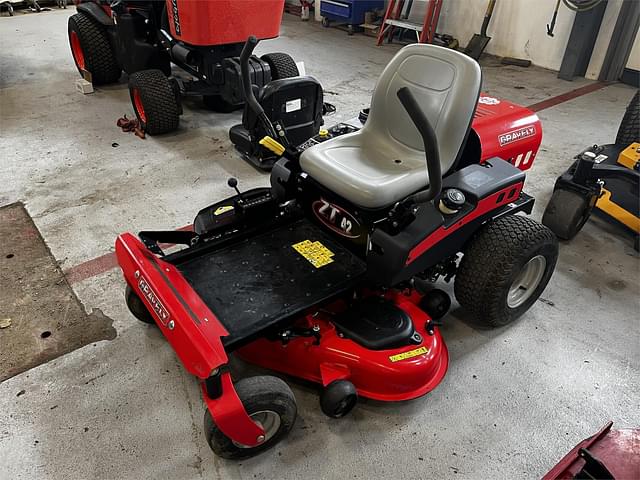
[320,0,385,34]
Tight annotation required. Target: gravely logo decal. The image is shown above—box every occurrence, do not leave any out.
[138,277,170,325]
[170,0,181,35]
[498,125,536,146]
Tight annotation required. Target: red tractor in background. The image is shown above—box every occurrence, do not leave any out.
[67,0,323,149]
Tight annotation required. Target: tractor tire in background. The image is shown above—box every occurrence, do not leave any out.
[128,69,180,135]
[616,91,639,146]
[542,188,594,240]
[260,53,299,80]
[454,215,558,327]
[202,95,242,113]
[68,12,121,85]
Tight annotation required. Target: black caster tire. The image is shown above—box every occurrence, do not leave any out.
[125,285,155,325]
[616,91,639,146]
[204,376,297,460]
[419,288,451,321]
[454,215,558,328]
[347,25,354,35]
[260,53,299,80]
[128,69,180,135]
[322,17,330,28]
[542,188,594,240]
[320,380,357,418]
[202,95,241,113]
[68,12,121,85]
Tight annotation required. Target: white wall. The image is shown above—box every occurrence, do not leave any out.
[309,0,626,78]
[626,29,640,70]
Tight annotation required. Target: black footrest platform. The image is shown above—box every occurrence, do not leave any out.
[175,219,366,350]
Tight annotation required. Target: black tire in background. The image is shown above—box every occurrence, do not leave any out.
[615,91,639,146]
[260,53,299,80]
[542,188,594,240]
[202,95,242,113]
[125,285,155,325]
[128,69,180,135]
[68,12,121,85]
[204,376,297,460]
[454,215,558,328]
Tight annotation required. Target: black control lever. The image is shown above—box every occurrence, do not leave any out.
[239,36,278,139]
[228,177,242,196]
[396,87,442,205]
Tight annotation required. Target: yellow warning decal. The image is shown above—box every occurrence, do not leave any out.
[389,346,429,363]
[214,205,234,216]
[292,240,335,268]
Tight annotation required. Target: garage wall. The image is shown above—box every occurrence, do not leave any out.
[306,0,625,78]
[625,29,640,70]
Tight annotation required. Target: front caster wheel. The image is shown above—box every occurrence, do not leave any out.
[125,285,155,325]
[542,188,594,240]
[128,69,180,135]
[204,376,297,460]
[321,17,330,28]
[419,288,451,321]
[320,380,357,418]
[454,215,558,327]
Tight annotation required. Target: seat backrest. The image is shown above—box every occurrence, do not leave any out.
[363,44,481,175]
[243,76,324,147]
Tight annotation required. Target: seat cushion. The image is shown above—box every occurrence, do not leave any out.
[300,129,430,209]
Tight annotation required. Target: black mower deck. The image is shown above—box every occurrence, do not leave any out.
[175,219,367,350]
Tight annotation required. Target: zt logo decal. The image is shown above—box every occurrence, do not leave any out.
[138,277,170,325]
[312,199,361,239]
[499,125,536,146]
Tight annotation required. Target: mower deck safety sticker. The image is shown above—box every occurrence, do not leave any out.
[214,205,234,216]
[292,240,334,268]
[389,346,429,363]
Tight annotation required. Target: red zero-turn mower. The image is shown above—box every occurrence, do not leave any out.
[67,0,324,155]
[116,37,558,459]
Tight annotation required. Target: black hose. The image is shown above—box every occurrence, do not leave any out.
[239,36,278,139]
[396,87,442,204]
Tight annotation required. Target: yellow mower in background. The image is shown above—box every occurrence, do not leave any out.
[543,91,640,251]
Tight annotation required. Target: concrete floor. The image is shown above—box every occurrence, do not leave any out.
[1,9,639,480]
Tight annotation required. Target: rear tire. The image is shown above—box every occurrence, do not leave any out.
[454,215,558,327]
[616,91,639,146]
[125,285,155,325]
[542,188,594,240]
[260,53,299,80]
[68,12,121,85]
[128,69,180,135]
[204,376,297,460]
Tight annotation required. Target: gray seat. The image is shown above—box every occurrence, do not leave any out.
[299,44,481,209]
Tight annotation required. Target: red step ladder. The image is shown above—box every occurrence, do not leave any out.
[376,0,444,46]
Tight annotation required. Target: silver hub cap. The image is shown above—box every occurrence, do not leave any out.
[507,255,547,308]
[232,410,281,449]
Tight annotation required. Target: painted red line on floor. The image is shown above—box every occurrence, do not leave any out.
[527,81,609,112]
[65,224,193,285]
[64,81,613,285]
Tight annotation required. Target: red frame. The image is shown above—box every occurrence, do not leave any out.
[472,95,542,171]
[115,234,266,447]
[165,0,284,47]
